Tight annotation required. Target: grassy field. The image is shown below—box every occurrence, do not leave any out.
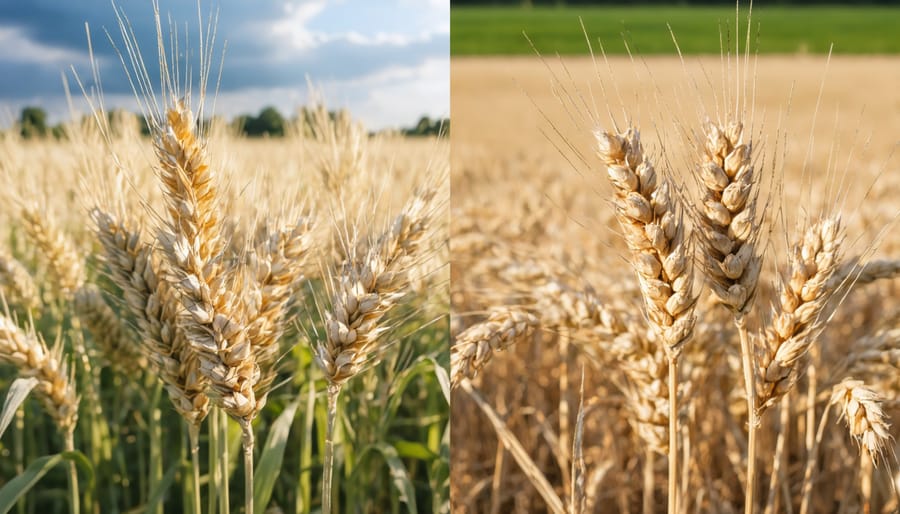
[451,6,900,55]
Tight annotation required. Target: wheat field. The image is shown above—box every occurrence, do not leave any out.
[0,21,450,510]
[450,52,900,513]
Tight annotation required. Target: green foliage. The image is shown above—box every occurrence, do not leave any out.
[19,107,48,139]
[451,6,900,55]
[0,278,449,513]
[403,116,450,137]
[0,451,93,514]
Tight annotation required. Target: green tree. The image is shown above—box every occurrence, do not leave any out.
[20,106,48,138]
[244,106,285,137]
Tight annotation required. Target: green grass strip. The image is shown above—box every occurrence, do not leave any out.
[451,6,900,55]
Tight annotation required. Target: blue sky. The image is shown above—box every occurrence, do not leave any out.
[0,0,449,130]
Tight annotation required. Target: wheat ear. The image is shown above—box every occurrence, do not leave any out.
[0,249,40,310]
[74,284,146,374]
[831,379,892,463]
[694,120,761,315]
[596,128,696,358]
[757,217,843,413]
[90,208,209,428]
[450,308,540,389]
[20,206,85,298]
[243,218,315,416]
[316,189,435,514]
[0,314,78,433]
[597,127,695,514]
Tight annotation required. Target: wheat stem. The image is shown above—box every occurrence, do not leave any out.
[668,357,678,514]
[208,408,219,514]
[186,424,201,514]
[737,318,757,514]
[219,411,230,514]
[799,401,833,514]
[322,383,341,514]
[64,428,79,514]
[241,421,255,514]
[643,450,655,514]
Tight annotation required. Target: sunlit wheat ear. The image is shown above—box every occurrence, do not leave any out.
[595,128,696,358]
[693,120,762,316]
[756,216,844,414]
[315,189,436,387]
[152,98,257,423]
[450,308,539,389]
[0,249,40,310]
[243,217,315,416]
[74,283,146,373]
[90,208,209,427]
[20,205,85,299]
[831,379,892,464]
[0,314,78,433]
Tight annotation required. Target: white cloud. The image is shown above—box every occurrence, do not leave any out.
[0,25,88,65]
[270,0,447,52]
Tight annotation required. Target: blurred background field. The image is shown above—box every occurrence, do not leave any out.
[451,5,900,55]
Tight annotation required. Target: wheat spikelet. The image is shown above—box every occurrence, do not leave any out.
[827,258,900,292]
[153,99,257,423]
[20,206,85,298]
[0,315,78,432]
[756,217,843,413]
[315,189,435,386]
[243,217,315,416]
[91,208,209,427]
[0,249,39,309]
[831,379,892,462]
[534,280,627,332]
[450,308,539,389]
[595,127,696,358]
[73,283,146,373]
[693,121,761,315]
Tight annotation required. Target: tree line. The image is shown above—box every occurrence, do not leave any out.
[12,105,448,139]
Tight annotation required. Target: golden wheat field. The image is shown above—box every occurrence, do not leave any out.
[450,54,900,513]
[0,103,450,514]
